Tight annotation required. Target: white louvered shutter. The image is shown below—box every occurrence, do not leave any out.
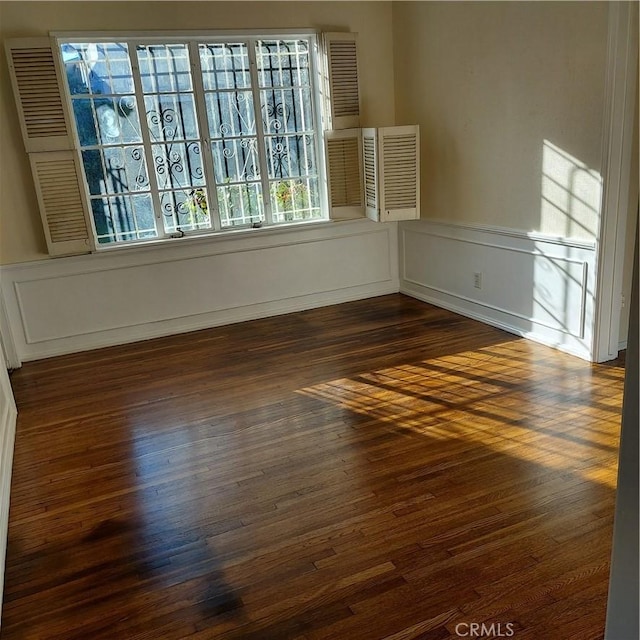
[362,128,379,221]
[378,125,420,222]
[6,38,72,153]
[325,129,364,220]
[30,151,91,256]
[5,38,92,256]
[324,33,360,130]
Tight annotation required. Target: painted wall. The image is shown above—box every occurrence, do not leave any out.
[393,1,615,361]
[0,1,395,265]
[392,1,609,240]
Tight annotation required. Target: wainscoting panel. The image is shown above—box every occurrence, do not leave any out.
[399,219,597,360]
[0,220,398,361]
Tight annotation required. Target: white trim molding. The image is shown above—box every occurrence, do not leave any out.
[399,219,597,361]
[0,345,17,622]
[420,218,597,250]
[0,291,20,370]
[593,1,639,363]
[0,220,399,361]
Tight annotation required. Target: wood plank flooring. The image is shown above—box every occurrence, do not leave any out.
[2,295,625,639]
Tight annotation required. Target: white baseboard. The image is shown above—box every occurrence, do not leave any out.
[399,219,597,361]
[401,284,591,361]
[17,280,398,361]
[1,220,400,361]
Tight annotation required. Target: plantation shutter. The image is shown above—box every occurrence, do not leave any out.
[324,32,360,130]
[355,126,420,223]
[378,125,420,222]
[5,37,91,256]
[362,128,378,221]
[325,127,420,222]
[325,129,364,220]
[30,151,91,256]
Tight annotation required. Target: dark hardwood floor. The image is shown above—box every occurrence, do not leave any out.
[2,295,625,639]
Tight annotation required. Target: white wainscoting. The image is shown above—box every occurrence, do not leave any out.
[0,345,17,622]
[399,219,597,360]
[0,220,399,362]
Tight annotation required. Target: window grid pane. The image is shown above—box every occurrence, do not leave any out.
[199,42,265,227]
[200,43,251,91]
[64,42,158,244]
[90,194,157,244]
[63,42,135,95]
[137,44,211,233]
[217,183,264,227]
[270,177,321,223]
[257,40,321,224]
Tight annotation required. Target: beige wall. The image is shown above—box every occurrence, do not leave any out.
[393,1,609,239]
[0,1,395,264]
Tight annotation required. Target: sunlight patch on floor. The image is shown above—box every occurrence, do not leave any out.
[298,342,623,489]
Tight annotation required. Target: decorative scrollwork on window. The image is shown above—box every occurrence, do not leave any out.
[218,93,251,138]
[263,98,290,134]
[267,135,314,180]
[269,141,287,179]
[153,141,206,190]
[147,107,178,142]
[118,96,136,115]
[160,189,209,228]
[186,142,203,180]
[130,147,149,189]
[161,197,189,221]
[218,138,259,181]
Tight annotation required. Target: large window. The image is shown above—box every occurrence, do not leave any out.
[59,35,324,246]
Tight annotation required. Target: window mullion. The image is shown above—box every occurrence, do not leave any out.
[128,41,166,238]
[309,35,328,219]
[189,41,222,231]
[248,38,273,225]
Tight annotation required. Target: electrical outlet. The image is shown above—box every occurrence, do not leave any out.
[621,294,626,308]
[474,272,482,289]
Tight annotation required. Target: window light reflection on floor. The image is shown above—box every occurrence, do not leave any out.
[297,341,623,490]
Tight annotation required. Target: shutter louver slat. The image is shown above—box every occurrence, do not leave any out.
[31,151,90,253]
[363,140,376,207]
[324,127,420,223]
[362,128,379,221]
[6,42,71,150]
[325,129,364,219]
[324,33,360,129]
[378,126,420,221]
[327,139,361,206]
[328,43,358,116]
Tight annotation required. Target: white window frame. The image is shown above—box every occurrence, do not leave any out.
[53,30,329,250]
